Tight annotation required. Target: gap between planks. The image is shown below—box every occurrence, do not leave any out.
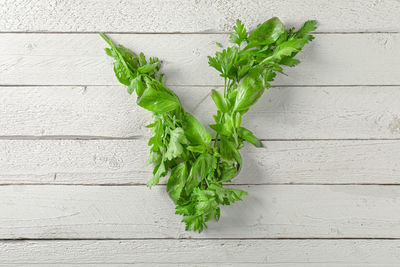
[0,84,399,87]
[2,237,400,241]
[0,136,399,141]
[0,31,398,35]
[0,183,400,186]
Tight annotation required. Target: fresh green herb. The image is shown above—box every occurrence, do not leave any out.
[100,17,316,232]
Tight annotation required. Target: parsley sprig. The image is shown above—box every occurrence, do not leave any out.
[100,17,316,232]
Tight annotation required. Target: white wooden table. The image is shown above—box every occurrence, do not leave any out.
[1,0,400,265]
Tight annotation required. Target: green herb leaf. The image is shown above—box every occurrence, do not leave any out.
[295,20,317,40]
[181,214,205,232]
[101,17,316,232]
[137,84,180,113]
[238,127,263,147]
[165,127,188,160]
[219,163,238,182]
[186,153,216,193]
[117,45,139,70]
[167,162,188,203]
[209,123,232,136]
[146,150,162,165]
[183,112,212,147]
[147,117,164,152]
[211,89,228,112]
[113,60,131,86]
[208,56,222,73]
[138,52,147,66]
[223,188,248,203]
[128,76,145,96]
[138,62,160,74]
[247,17,286,47]
[187,145,207,153]
[147,160,167,187]
[233,70,264,112]
[219,135,242,166]
[229,19,247,46]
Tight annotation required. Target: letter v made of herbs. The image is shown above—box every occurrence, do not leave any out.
[100,17,316,232]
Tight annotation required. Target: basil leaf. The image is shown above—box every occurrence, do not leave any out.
[183,112,212,147]
[187,145,207,153]
[210,123,231,136]
[238,127,263,147]
[219,162,239,182]
[138,62,160,74]
[211,89,228,112]
[167,162,188,204]
[219,136,242,166]
[128,76,145,96]
[233,70,264,112]
[186,153,216,193]
[137,84,180,113]
[247,17,286,47]
[113,60,131,86]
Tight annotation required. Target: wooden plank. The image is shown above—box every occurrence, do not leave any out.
[0,140,399,185]
[0,33,398,86]
[0,263,390,267]
[0,185,399,238]
[1,0,399,33]
[1,240,399,265]
[2,86,400,139]
[0,263,392,267]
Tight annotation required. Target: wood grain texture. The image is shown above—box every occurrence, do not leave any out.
[0,0,399,264]
[2,86,400,139]
[1,140,399,185]
[1,0,399,33]
[1,240,400,265]
[0,185,400,238]
[0,33,398,86]
[0,264,392,267]
[0,264,393,267]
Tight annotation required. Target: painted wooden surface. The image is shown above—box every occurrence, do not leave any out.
[0,33,398,86]
[0,140,399,185]
[1,240,400,265]
[1,185,400,239]
[1,85,400,139]
[1,0,399,33]
[0,0,400,265]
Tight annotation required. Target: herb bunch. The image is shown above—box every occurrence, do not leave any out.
[100,17,316,232]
